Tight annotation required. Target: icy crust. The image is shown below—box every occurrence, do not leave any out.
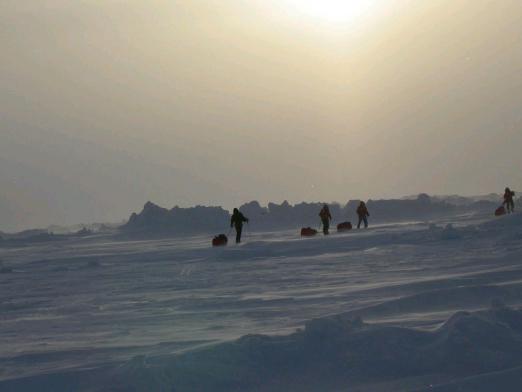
[4,305,522,391]
[121,202,231,235]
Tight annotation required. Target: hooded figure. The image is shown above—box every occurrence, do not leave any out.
[319,204,332,235]
[230,208,249,243]
[504,187,515,213]
[356,201,370,229]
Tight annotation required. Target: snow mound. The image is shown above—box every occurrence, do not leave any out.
[136,306,522,391]
[6,305,522,391]
[154,305,522,391]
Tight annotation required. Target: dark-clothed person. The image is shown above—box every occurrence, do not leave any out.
[357,201,370,229]
[504,187,515,213]
[319,204,332,235]
[230,208,249,243]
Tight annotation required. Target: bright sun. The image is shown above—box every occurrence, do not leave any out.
[286,0,379,24]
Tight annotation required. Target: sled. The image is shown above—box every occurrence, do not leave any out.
[212,234,228,247]
[301,227,318,237]
[495,206,506,216]
[337,222,353,232]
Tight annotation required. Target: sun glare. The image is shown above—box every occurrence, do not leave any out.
[285,0,380,24]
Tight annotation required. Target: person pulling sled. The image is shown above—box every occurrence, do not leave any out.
[230,208,249,243]
[319,204,332,235]
[357,201,370,229]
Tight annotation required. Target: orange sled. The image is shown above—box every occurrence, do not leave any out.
[301,227,318,237]
[212,234,228,247]
[495,206,506,216]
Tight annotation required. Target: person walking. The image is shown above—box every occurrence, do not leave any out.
[356,201,370,229]
[230,208,249,243]
[503,187,515,213]
[319,204,332,235]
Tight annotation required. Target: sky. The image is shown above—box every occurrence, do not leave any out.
[1,0,522,231]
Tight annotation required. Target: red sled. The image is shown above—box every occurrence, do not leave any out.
[212,234,228,247]
[301,227,318,237]
[495,206,506,216]
[337,222,353,232]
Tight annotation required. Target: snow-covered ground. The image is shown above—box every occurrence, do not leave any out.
[1,212,522,391]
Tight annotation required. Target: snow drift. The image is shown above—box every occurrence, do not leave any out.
[4,304,522,392]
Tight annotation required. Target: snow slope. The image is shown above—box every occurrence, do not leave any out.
[1,212,522,391]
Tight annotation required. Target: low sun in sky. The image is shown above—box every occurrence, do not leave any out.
[285,0,380,24]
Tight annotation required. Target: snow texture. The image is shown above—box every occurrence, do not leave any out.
[1,211,522,391]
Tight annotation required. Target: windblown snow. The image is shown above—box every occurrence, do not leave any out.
[1,212,522,391]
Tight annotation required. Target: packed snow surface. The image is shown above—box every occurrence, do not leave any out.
[1,212,522,391]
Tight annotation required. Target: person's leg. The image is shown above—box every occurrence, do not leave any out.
[357,216,362,229]
[364,216,368,228]
[236,226,242,243]
[323,219,329,235]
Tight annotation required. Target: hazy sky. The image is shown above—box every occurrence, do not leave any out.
[1,0,522,231]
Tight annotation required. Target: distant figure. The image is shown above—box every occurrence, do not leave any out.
[503,187,515,213]
[319,204,332,235]
[230,208,249,243]
[356,201,370,229]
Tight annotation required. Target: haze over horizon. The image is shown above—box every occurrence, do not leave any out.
[2,0,522,231]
